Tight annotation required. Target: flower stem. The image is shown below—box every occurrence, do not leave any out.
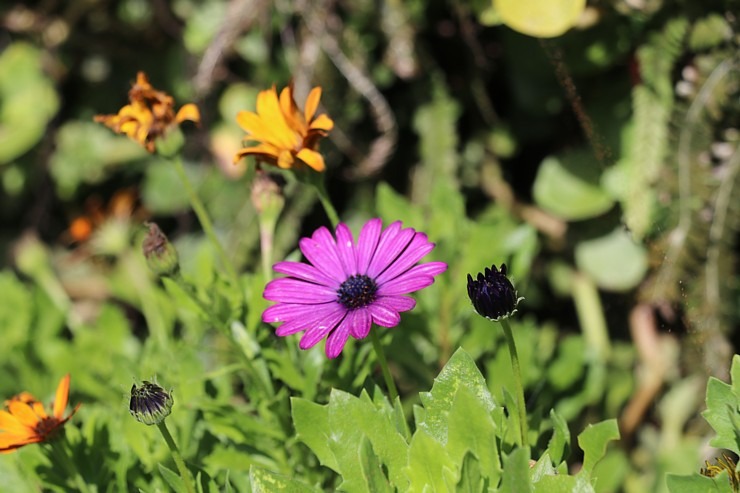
[499,318,528,447]
[49,437,92,493]
[157,420,196,493]
[370,330,399,402]
[169,155,242,297]
[314,178,340,227]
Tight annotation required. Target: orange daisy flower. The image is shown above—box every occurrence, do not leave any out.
[234,84,334,172]
[94,72,200,153]
[0,374,81,453]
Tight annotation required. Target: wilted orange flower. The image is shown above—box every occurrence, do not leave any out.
[66,188,145,244]
[94,72,200,153]
[234,84,334,172]
[0,374,80,453]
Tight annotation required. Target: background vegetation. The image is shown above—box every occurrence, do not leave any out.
[0,0,738,491]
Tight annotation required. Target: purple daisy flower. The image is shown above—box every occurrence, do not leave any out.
[262,218,447,358]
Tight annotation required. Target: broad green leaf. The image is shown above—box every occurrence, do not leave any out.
[291,398,338,472]
[456,453,486,493]
[576,419,620,477]
[494,0,586,38]
[405,430,458,492]
[249,466,321,493]
[533,473,595,493]
[418,348,496,444]
[358,437,394,493]
[533,153,614,221]
[574,228,648,291]
[666,471,734,493]
[500,447,532,493]
[702,355,740,455]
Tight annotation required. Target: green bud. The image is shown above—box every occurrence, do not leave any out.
[251,172,285,217]
[155,127,185,158]
[142,223,179,277]
[129,380,174,425]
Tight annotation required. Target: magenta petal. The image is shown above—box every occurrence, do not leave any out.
[346,308,372,339]
[355,218,383,274]
[273,261,339,288]
[299,235,345,282]
[299,307,347,350]
[264,278,338,303]
[276,304,341,336]
[367,223,415,278]
[263,303,320,324]
[374,233,435,284]
[334,223,358,275]
[368,303,401,327]
[376,295,416,313]
[377,275,435,296]
[325,318,352,358]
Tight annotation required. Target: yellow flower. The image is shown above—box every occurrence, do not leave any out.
[234,85,334,172]
[0,374,81,453]
[94,72,200,153]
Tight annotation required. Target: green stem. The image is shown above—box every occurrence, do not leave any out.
[314,178,340,227]
[169,155,242,297]
[258,216,276,282]
[50,437,92,493]
[370,330,399,402]
[500,318,528,447]
[157,421,196,493]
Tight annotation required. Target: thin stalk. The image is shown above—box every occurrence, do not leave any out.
[50,438,92,493]
[157,421,196,493]
[499,318,528,447]
[314,179,340,227]
[258,216,276,282]
[169,155,242,296]
[370,330,399,402]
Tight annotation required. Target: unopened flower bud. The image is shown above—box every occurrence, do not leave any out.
[142,223,179,277]
[467,263,522,321]
[129,380,174,425]
[250,172,285,216]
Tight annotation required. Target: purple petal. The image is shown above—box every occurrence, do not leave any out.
[368,303,401,327]
[367,222,415,278]
[264,278,338,303]
[346,307,372,339]
[273,261,339,288]
[374,232,435,285]
[299,229,345,282]
[356,219,383,274]
[275,305,345,337]
[334,223,358,275]
[299,308,348,350]
[377,275,435,296]
[376,295,416,313]
[263,303,322,324]
[325,318,352,358]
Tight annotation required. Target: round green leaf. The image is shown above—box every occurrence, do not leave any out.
[575,228,648,291]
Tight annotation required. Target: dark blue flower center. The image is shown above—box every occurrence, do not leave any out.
[337,274,378,309]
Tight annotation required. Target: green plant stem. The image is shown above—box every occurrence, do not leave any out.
[314,178,340,227]
[157,420,196,493]
[258,216,276,282]
[370,330,399,402]
[500,318,528,447]
[50,438,92,493]
[169,155,242,297]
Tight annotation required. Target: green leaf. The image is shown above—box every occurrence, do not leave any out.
[291,398,338,472]
[574,228,648,291]
[157,464,188,493]
[532,153,614,221]
[576,419,620,477]
[702,355,740,455]
[666,471,735,493]
[418,348,496,444]
[500,447,532,493]
[456,453,485,492]
[533,473,595,493]
[547,410,571,465]
[405,430,458,492]
[248,466,321,493]
[358,437,394,493]
[375,182,424,230]
[494,0,586,38]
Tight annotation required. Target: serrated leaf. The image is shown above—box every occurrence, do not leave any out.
[248,466,321,493]
[494,0,586,38]
[666,471,735,493]
[533,473,595,493]
[418,348,496,444]
[457,453,485,492]
[405,430,457,492]
[702,358,740,455]
[291,398,338,472]
[547,409,571,465]
[500,447,532,493]
[576,419,620,477]
[358,437,394,493]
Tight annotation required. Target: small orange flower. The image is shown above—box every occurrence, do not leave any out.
[0,374,81,453]
[94,72,200,153]
[234,84,334,172]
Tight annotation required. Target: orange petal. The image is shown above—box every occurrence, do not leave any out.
[7,401,41,428]
[304,87,322,123]
[296,148,326,172]
[53,374,70,420]
[309,113,334,132]
[0,410,33,436]
[175,103,200,124]
[0,433,41,453]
